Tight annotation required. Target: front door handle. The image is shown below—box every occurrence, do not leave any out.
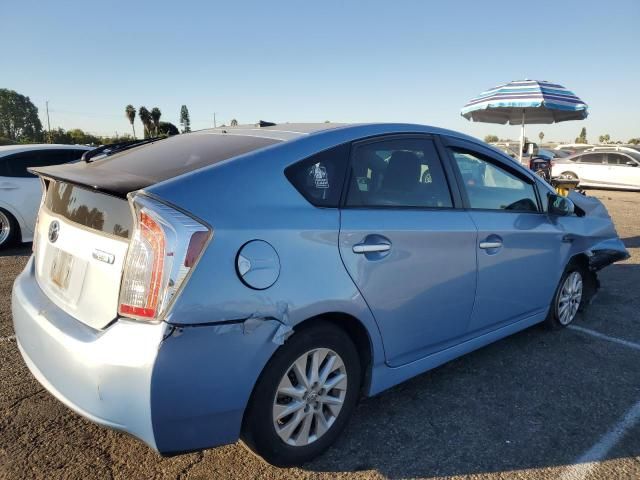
[353,243,391,254]
[479,241,502,249]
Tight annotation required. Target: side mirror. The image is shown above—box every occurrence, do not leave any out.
[626,161,638,167]
[548,194,575,216]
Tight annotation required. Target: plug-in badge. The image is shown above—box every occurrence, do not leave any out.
[92,249,115,264]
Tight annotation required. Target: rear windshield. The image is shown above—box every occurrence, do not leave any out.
[45,181,133,239]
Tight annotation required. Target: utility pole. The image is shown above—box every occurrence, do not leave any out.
[45,101,51,143]
[213,113,217,128]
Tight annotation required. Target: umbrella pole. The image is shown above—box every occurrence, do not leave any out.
[519,109,525,165]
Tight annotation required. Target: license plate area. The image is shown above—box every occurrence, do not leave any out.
[46,246,88,305]
[50,249,74,290]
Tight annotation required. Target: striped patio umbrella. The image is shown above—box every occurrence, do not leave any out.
[461,79,588,162]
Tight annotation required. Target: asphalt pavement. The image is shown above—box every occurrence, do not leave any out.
[1,190,639,480]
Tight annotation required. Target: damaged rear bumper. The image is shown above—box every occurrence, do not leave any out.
[150,317,282,455]
[13,258,283,456]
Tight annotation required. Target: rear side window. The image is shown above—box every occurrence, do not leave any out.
[285,143,350,207]
[345,137,453,208]
[0,149,85,177]
[579,153,604,164]
[451,149,539,212]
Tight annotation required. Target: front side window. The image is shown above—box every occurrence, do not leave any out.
[345,137,452,208]
[607,153,629,165]
[451,149,539,212]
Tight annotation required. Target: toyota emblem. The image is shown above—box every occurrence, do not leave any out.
[48,220,60,243]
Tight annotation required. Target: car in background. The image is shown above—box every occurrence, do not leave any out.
[554,144,594,155]
[0,144,92,248]
[528,149,571,181]
[13,123,628,466]
[551,147,640,190]
[537,148,571,160]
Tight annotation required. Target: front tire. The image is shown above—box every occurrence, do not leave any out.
[0,208,18,249]
[241,323,361,467]
[546,263,586,328]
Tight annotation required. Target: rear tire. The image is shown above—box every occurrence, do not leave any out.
[546,261,587,329]
[561,171,579,181]
[0,208,18,249]
[241,323,361,467]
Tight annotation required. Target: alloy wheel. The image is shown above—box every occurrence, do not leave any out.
[557,271,583,325]
[0,210,11,246]
[272,348,348,447]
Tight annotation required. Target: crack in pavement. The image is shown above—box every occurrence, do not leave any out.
[177,451,205,479]
[6,388,44,411]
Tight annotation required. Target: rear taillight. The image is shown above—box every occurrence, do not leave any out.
[118,195,211,322]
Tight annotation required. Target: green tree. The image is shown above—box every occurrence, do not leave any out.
[125,105,137,139]
[179,105,191,133]
[538,131,544,143]
[598,134,610,144]
[628,138,640,145]
[0,88,43,142]
[139,106,152,138]
[575,127,588,144]
[230,118,238,127]
[158,121,179,136]
[484,134,499,143]
[151,107,162,136]
[48,127,71,144]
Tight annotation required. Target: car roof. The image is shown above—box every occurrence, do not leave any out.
[198,122,482,144]
[0,144,92,158]
[31,123,494,197]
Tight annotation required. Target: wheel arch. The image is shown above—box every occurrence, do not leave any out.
[240,311,375,445]
[292,312,373,396]
[564,252,598,300]
[560,170,579,179]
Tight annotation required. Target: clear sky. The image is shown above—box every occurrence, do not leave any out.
[2,0,639,143]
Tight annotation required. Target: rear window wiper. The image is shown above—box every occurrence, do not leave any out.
[82,137,167,163]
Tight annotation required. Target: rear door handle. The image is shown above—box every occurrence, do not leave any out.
[353,243,391,254]
[479,241,502,249]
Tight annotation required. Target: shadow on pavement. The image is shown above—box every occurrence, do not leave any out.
[0,243,31,258]
[622,236,640,248]
[305,264,640,478]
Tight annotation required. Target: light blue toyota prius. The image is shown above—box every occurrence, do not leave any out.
[12,123,628,466]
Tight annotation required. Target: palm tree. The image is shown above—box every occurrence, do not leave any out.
[125,105,137,139]
[151,107,162,136]
[139,106,152,138]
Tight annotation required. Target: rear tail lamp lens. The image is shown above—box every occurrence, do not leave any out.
[118,195,211,321]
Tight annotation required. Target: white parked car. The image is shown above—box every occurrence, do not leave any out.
[551,148,640,191]
[0,144,92,248]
